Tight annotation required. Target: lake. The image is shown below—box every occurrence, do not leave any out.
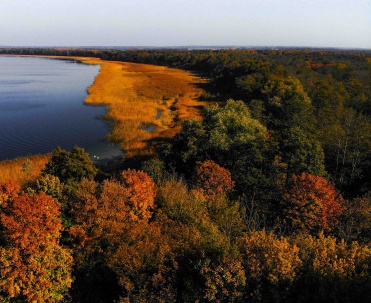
[0,56,122,162]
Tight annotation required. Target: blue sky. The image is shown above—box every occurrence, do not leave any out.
[1,0,370,48]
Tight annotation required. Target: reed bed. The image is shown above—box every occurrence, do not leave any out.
[83,59,208,158]
[0,154,50,186]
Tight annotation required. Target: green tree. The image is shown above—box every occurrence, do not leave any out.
[281,126,327,178]
[163,100,283,221]
[43,146,97,187]
[261,75,315,132]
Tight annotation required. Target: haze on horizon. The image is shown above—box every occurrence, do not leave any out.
[1,0,370,49]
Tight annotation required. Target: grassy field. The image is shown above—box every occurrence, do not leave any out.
[82,58,208,158]
[0,154,50,186]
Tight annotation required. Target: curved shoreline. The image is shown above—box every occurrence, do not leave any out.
[0,54,208,159]
[66,56,208,158]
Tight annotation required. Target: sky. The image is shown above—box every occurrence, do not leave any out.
[1,0,370,49]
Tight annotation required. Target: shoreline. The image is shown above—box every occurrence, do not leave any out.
[0,54,209,160]
[67,56,208,158]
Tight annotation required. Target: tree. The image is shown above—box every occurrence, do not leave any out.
[282,173,345,234]
[0,180,20,206]
[107,221,178,303]
[69,172,155,302]
[195,160,235,200]
[69,179,123,303]
[261,75,315,132]
[0,191,73,302]
[165,100,281,210]
[240,230,302,301]
[280,126,327,178]
[292,233,371,303]
[43,146,97,187]
[321,109,371,195]
[203,100,268,154]
[120,169,156,221]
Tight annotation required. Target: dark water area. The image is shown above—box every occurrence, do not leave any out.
[0,56,123,161]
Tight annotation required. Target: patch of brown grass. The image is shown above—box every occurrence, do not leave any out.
[83,59,209,158]
[0,155,50,187]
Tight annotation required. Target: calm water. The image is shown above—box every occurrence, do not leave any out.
[0,56,122,161]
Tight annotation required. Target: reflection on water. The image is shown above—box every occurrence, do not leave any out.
[0,56,123,161]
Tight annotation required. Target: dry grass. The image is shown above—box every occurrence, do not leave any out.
[0,154,50,187]
[82,59,209,158]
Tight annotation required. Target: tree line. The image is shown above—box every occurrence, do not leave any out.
[0,47,371,302]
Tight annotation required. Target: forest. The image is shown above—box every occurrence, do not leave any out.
[0,47,371,302]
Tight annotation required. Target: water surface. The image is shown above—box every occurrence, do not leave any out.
[0,56,122,161]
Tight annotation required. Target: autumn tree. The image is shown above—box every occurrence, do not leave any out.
[240,230,302,302]
[120,169,156,221]
[69,170,155,302]
[282,173,345,234]
[292,233,371,303]
[195,160,235,199]
[0,180,20,206]
[107,221,178,303]
[0,190,73,302]
[69,179,124,303]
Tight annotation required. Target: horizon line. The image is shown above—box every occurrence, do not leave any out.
[1,45,371,51]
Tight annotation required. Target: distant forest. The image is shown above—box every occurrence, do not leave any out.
[0,47,371,303]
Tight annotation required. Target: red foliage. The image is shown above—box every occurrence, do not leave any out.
[196,160,235,199]
[283,173,344,233]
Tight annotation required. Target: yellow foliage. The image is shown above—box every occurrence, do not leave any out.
[293,232,371,278]
[241,230,302,284]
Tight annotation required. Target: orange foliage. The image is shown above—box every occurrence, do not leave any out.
[71,171,155,261]
[107,221,177,302]
[120,169,156,220]
[70,179,131,261]
[0,180,20,205]
[283,173,345,233]
[0,189,73,302]
[196,160,235,199]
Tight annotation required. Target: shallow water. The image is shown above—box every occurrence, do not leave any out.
[0,56,122,161]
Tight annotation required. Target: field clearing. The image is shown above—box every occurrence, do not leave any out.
[0,154,50,186]
[81,58,209,158]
